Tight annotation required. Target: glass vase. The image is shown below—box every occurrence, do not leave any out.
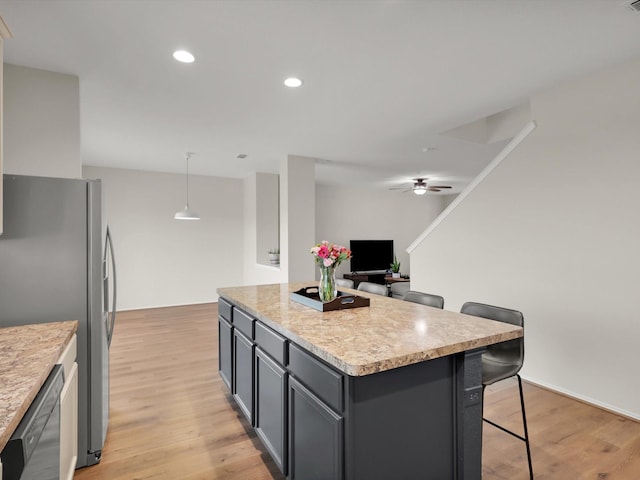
[318,265,337,303]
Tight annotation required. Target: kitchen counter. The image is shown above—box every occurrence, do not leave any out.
[0,320,78,451]
[217,282,522,376]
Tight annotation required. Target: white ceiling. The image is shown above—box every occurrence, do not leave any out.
[2,0,640,194]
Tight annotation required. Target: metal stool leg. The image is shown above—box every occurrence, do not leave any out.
[483,376,534,479]
[517,374,533,480]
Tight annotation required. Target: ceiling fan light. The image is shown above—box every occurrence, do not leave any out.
[413,185,427,195]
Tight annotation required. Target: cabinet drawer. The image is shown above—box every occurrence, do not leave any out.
[288,343,343,413]
[255,322,287,365]
[233,308,255,339]
[218,297,233,322]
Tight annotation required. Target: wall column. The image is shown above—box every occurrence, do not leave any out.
[280,155,315,282]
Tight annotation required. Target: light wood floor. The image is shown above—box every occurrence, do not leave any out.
[74,303,640,479]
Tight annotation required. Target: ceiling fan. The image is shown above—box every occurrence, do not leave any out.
[390,178,453,195]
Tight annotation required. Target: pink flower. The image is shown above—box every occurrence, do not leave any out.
[310,241,352,268]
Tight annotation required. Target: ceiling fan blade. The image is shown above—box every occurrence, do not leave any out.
[429,185,452,189]
[426,187,441,192]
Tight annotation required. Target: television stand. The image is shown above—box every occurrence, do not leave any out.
[343,272,387,289]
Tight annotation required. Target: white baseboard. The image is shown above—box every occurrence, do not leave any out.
[117,300,217,313]
[522,375,640,422]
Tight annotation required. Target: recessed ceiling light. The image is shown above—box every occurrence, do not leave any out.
[173,50,195,63]
[284,77,303,88]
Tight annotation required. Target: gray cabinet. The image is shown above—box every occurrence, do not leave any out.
[232,328,254,424]
[288,343,343,413]
[288,343,344,479]
[254,347,287,474]
[218,298,233,324]
[218,302,346,479]
[218,316,232,391]
[218,298,234,392]
[289,376,343,480]
[217,296,484,479]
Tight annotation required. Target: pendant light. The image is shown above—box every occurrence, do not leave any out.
[174,152,200,220]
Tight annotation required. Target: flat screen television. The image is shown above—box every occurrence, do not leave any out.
[349,240,394,273]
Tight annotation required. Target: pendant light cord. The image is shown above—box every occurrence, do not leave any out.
[186,152,193,206]
[174,151,199,219]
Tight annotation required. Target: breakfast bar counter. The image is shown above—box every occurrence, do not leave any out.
[218,282,521,376]
[217,283,522,480]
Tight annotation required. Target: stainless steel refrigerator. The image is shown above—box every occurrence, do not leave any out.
[0,174,116,468]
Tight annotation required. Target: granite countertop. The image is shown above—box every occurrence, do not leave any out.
[0,320,78,452]
[218,283,523,376]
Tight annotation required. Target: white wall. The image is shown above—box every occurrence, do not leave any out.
[316,184,445,280]
[86,161,442,309]
[409,56,640,419]
[83,166,244,310]
[4,64,81,178]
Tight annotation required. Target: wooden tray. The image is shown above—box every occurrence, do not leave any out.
[290,286,371,312]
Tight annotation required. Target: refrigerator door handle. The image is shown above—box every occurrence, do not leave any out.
[106,226,117,347]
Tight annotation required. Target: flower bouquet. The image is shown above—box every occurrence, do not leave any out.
[310,241,352,302]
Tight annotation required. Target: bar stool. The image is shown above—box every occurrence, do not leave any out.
[389,282,410,299]
[403,290,444,309]
[357,281,388,296]
[460,301,533,480]
[336,278,354,289]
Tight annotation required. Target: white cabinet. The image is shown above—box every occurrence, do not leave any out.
[58,334,78,480]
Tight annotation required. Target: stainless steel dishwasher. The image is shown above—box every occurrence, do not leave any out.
[1,364,64,480]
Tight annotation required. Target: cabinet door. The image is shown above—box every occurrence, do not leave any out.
[255,347,287,475]
[289,376,343,480]
[60,361,78,480]
[218,316,233,391]
[233,329,254,424]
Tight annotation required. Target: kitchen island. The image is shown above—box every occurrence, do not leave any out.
[217,283,522,480]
